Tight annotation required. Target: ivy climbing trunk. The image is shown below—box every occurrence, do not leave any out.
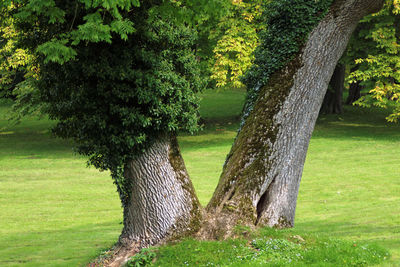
[202,0,384,237]
[119,135,201,248]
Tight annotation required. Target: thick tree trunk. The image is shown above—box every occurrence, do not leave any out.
[104,135,202,266]
[321,63,345,114]
[202,0,384,238]
[118,135,202,248]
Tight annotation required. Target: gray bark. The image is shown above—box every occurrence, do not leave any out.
[119,135,201,247]
[205,0,384,233]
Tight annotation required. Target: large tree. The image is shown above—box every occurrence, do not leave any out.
[201,0,385,237]
[347,0,400,122]
[4,0,207,255]
[3,0,385,265]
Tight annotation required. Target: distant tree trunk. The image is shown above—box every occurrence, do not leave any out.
[346,82,362,104]
[201,0,384,238]
[119,135,201,248]
[321,63,345,114]
[346,67,363,104]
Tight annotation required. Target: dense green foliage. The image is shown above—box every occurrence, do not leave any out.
[210,0,263,88]
[5,1,204,204]
[0,0,140,120]
[0,5,35,99]
[241,0,333,122]
[347,0,400,122]
[1,0,230,122]
[9,0,140,64]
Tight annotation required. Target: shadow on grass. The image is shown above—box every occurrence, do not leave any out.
[295,220,399,259]
[0,221,122,266]
[179,107,400,153]
[314,106,400,140]
[0,121,76,161]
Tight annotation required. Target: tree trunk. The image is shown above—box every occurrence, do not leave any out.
[321,63,345,114]
[202,0,384,238]
[119,135,202,248]
[346,81,362,104]
[346,67,363,105]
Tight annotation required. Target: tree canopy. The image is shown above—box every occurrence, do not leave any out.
[1,0,212,204]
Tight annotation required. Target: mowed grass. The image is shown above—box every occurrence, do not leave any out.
[0,100,123,266]
[0,88,399,266]
[181,90,400,265]
[129,228,389,266]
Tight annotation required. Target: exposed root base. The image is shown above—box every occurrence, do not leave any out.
[197,210,294,240]
[89,213,293,266]
[88,241,140,267]
[196,211,256,240]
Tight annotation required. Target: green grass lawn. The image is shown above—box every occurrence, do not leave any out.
[0,101,122,266]
[0,89,399,266]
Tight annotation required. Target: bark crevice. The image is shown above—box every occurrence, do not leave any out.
[256,175,276,225]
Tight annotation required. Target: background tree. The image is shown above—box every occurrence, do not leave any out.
[159,0,231,87]
[211,0,264,88]
[348,0,400,122]
[0,5,29,99]
[317,0,400,117]
[0,3,41,119]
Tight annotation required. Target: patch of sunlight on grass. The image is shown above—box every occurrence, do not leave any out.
[0,131,14,135]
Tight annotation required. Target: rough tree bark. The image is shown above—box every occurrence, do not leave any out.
[201,0,384,238]
[105,1,385,263]
[321,63,345,114]
[120,135,201,246]
[108,135,202,265]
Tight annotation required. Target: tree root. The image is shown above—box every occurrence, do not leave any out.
[88,241,140,267]
[196,211,256,241]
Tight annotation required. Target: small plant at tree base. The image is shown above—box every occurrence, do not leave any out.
[251,237,304,264]
[141,229,389,266]
[125,248,156,267]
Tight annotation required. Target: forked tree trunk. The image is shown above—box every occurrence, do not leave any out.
[119,135,202,248]
[202,0,384,238]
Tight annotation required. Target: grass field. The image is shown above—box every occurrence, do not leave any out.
[0,89,399,266]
